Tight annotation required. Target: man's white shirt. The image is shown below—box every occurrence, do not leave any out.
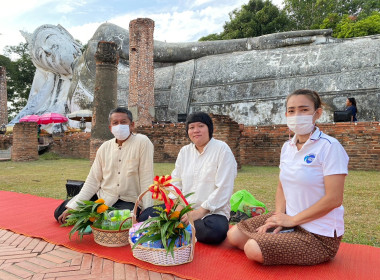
[67,134,154,210]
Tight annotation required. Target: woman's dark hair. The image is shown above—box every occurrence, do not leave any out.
[348,97,357,107]
[286,89,323,110]
[185,112,213,139]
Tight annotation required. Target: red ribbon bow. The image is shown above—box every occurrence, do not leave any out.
[148,175,188,213]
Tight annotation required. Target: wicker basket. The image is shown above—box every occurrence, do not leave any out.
[91,217,131,247]
[129,189,196,266]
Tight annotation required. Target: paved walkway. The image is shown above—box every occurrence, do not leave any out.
[0,229,186,280]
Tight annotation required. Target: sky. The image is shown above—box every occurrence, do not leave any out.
[0,0,283,56]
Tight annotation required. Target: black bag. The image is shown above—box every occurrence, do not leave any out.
[334,111,352,122]
[66,180,85,199]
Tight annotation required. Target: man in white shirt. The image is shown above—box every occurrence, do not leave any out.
[171,112,237,244]
[54,107,154,224]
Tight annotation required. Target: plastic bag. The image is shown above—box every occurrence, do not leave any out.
[230,190,267,217]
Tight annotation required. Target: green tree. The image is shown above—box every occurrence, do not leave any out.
[198,33,222,41]
[333,11,380,38]
[199,0,291,41]
[284,0,340,30]
[0,43,35,119]
[284,0,380,30]
[320,13,342,30]
[338,0,380,18]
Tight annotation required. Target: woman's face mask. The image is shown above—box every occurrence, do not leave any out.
[286,112,316,135]
[111,124,130,140]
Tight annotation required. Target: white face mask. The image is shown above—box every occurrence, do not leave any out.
[111,124,130,140]
[286,114,315,135]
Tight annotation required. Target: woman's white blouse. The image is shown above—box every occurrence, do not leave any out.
[171,138,237,219]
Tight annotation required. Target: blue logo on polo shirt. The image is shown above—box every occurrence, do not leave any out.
[304,153,316,164]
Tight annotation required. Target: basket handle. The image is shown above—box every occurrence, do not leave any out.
[118,216,132,232]
[132,188,196,261]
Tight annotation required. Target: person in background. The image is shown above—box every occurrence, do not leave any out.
[171,112,237,244]
[345,97,357,122]
[227,89,349,265]
[54,107,154,224]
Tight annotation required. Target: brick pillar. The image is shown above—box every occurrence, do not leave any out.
[0,66,7,125]
[211,114,241,169]
[11,122,38,161]
[90,41,119,162]
[128,18,155,126]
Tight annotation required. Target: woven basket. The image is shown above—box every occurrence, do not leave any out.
[129,189,196,266]
[91,217,131,247]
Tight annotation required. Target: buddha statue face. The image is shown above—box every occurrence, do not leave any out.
[23,25,82,76]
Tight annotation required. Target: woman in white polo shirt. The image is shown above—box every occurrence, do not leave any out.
[227,89,349,265]
[171,112,238,244]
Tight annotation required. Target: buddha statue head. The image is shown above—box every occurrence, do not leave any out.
[21,24,82,76]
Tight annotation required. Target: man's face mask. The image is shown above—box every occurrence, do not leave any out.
[111,124,130,140]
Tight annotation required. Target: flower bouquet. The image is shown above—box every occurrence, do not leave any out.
[129,175,196,266]
[62,198,132,247]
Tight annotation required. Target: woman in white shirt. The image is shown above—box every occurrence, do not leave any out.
[227,89,349,265]
[171,112,237,244]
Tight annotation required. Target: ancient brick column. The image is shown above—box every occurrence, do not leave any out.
[11,122,38,161]
[90,41,119,162]
[211,114,241,169]
[0,66,7,126]
[128,18,155,126]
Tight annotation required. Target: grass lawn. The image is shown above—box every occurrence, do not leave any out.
[0,155,379,247]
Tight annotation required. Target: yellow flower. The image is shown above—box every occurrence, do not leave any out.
[97,204,108,213]
[95,198,105,204]
[176,223,184,229]
[169,211,181,220]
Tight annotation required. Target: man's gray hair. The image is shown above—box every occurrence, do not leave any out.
[108,107,133,123]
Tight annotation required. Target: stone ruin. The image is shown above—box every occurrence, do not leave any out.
[0,66,7,126]
[9,23,380,126]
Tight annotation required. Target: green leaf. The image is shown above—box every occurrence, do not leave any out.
[160,220,173,236]
[92,204,98,212]
[81,200,93,205]
[184,192,194,199]
[68,216,88,239]
[179,203,194,217]
[183,228,191,243]
[167,238,176,258]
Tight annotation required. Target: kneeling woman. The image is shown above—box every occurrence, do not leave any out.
[171,112,237,244]
[227,89,349,265]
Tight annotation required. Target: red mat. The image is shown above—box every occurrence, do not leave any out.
[0,191,379,280]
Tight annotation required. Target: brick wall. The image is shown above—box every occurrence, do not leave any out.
[136,123,189,162]
[135,114,242,166]
[0,66,7,125]
[240,122,380,170]
[11,122,38,162]
[50,133,91,159]
[240,124,288,167]
[90,138,105,162]
[319,122,380,171]
[2,121,378,170]
[210,114,241,168]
